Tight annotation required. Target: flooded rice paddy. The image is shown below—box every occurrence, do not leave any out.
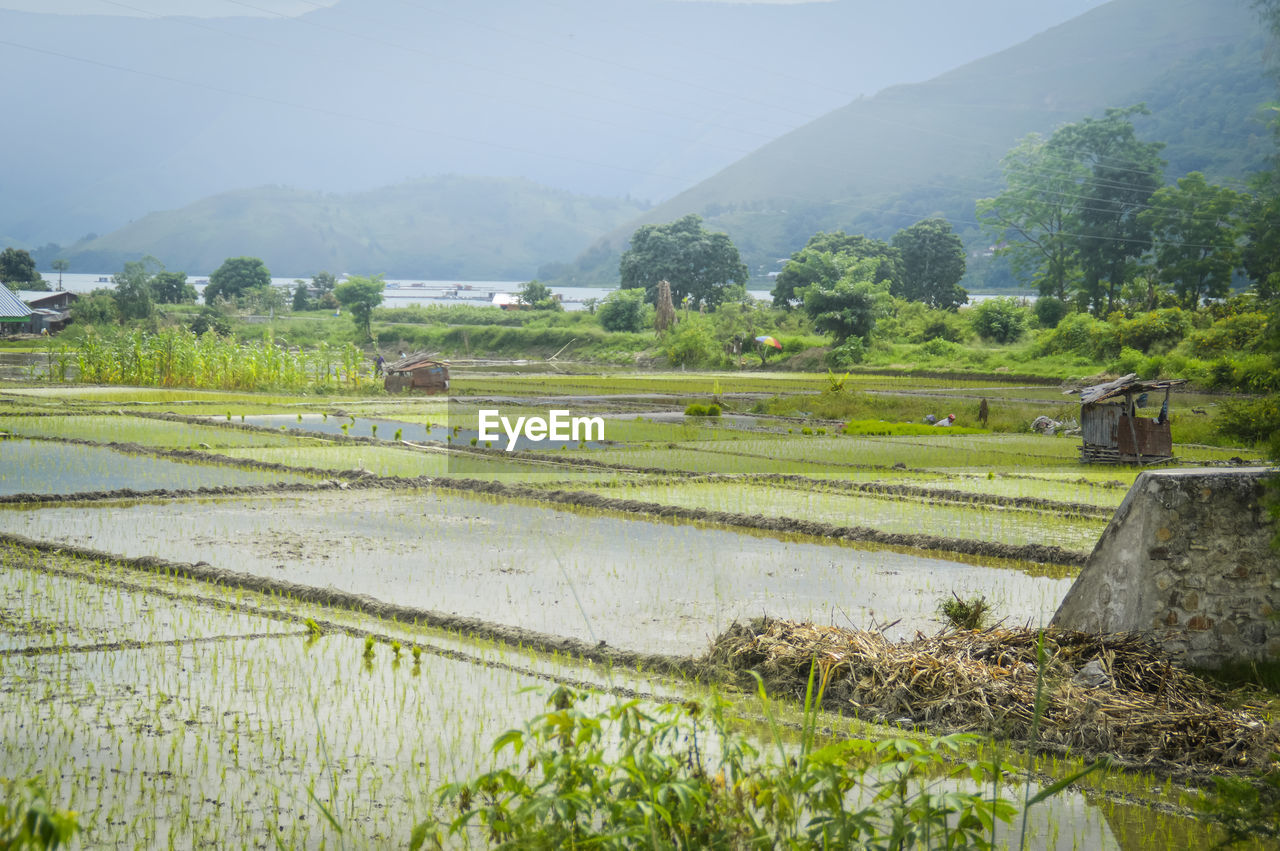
[0,489,1074,654]
[0,439,312,496]
[0,371,1271,848]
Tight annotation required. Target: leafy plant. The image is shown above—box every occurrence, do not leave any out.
[939,592,992,630]
[410,676,1073,850]
[0,777,81,850]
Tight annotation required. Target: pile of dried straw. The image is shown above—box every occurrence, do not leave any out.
[703,618,1276,772]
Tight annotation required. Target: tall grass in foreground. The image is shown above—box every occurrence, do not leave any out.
[47,328,374,392]
[413,664,1101,850]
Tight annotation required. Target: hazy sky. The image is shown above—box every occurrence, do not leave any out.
[1,0,1117,244]
[0,0,337,15]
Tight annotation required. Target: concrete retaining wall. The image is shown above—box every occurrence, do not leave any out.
[1051,467,1279,668]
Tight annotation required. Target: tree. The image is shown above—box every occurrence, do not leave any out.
[1139,172,1246,309]
[976,133,1085,301]
[799,258,890,344]
[292,281,312,311]
[205,257,271,303]
[112,257,161,320]
[597,288,647,333]
[619,214,748,309]
[771,232,900,307]
[891,219,968,309]
[312,271,338,294]
[50,258,69,290]
[969,297,1027,343]
[0,248,42,290]
[1056,106,1166,315]
[71,290,118,326]
[977,108,1165,315]
[1242,188,1280,300]
[518,280,561,310]
[333,274,385,340]
[151,270,197,304]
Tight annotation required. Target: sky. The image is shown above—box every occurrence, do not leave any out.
[0,0,337,15]
[0,0,1114,244]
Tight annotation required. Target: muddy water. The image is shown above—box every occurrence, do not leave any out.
[0,439,310,496]
[0,490,1074,655]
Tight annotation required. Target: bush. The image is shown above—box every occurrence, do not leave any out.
[824,337,865,368]
[1117,308,1190,354]
[664,315,724,367]
[969,297,1026,343]
[914,338,963,359]
[412,685,1053,850]
[597,288,647,333]
[684,403,721,417]
[1034,296,1069,329]
[939,593,992,630]
[1188,311,1270,358]
[1216,396,1280,444]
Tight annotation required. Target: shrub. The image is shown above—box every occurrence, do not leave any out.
[1216,396,1280,444]
[1034,296,1069,329]
[939,593,992,630]
[597,288,647,333]
[411,685,1062,850]
[664,315,724,367]
[969,297,1026,343]
[914,337,963,359]
[1117,308,1190,354]
[824,337,865,368]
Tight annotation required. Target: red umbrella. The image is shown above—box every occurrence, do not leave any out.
[754,335,783,350]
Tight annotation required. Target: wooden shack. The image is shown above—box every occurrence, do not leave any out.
[383,353,449,394]
[1074,374,1186,464]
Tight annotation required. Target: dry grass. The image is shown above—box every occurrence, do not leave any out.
[703,618,1277,773]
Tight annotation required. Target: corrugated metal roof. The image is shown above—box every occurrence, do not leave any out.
[0,287,34,321]
[386,353,447,372]
[1074,373,1188,405]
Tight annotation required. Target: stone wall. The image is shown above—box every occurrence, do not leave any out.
[1051,467,1279,668]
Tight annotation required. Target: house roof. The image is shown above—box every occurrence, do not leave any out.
[0,287,34,321]
[16,290,74,307]
[1073,373,1188,406]
[386,353,447,372]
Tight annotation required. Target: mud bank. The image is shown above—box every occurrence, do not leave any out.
[436,478,1088,566]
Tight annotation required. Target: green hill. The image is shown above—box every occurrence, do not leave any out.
[554,0,1271,285]
[67,176,649,279]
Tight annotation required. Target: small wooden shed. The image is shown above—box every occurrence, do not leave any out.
[384,353,449,394]
[1074,373,1186,464]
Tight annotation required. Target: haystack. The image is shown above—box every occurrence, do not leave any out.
[703,618,1276,772]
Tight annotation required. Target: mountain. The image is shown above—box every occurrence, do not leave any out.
[1,0,1111,246]
[553,0,1273,285]
[62,176,648,279]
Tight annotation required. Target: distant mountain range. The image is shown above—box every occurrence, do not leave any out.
[8,0,1270,285]
[57,176,648,280]
[0,0,1108,247]
[553,0,1273,284]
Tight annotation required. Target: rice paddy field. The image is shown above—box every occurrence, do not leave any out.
[0,365,1274,848]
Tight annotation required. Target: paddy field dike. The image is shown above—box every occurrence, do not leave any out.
[0,366,1274,849]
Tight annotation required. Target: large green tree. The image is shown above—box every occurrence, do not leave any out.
[799,258,890,344]
[1057,106,1166,315]
[976,133,1085,301]
[771,232,900,308]
[1139,172,1246,309]
[619,214,748,309]
[977,107,1165,314]
[333,274,385,340]
[0,248,42,290]
[112,256,164,320]
[890,219,967,309]
[151,270,198,304]
[205,257,271,303]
